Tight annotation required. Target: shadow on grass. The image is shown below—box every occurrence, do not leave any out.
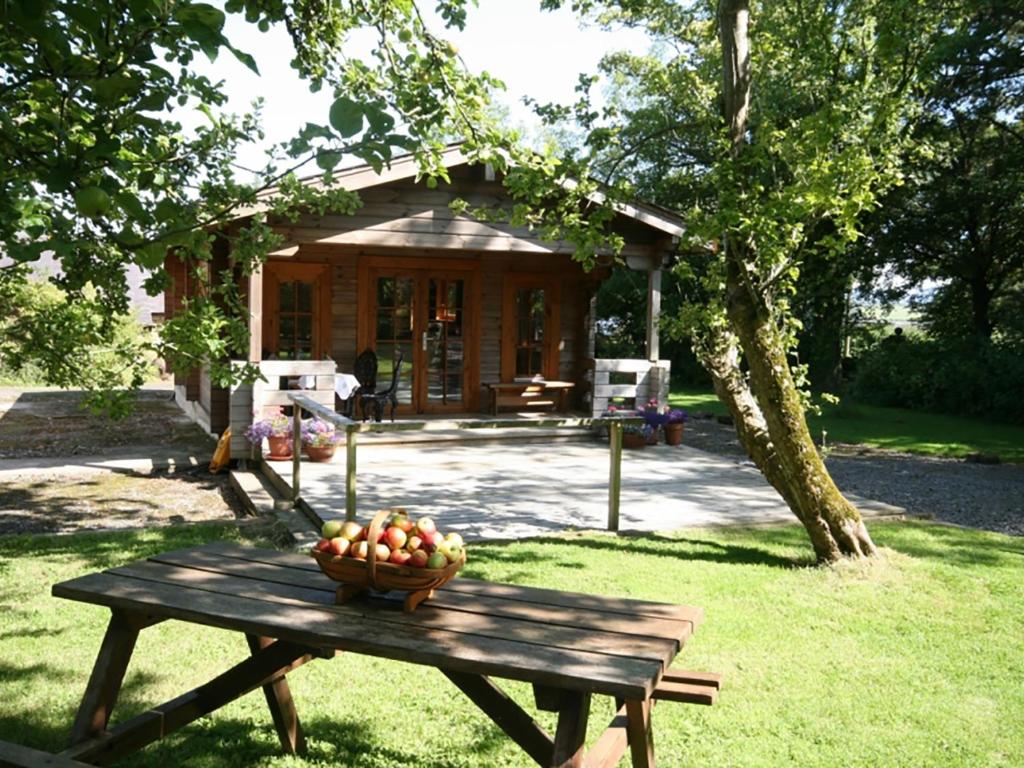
[873,520,1021,568]
[469,529,811,571]
[0,523,267,575]
[106,713,506,768]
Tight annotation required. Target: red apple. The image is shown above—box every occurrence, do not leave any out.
[420,530,442,553]
[313,538,331,553]
[406,535,423,553]
[426,551,448,570]
[340,521,364,541]
[383,526,407,550]
[389,549,412,566]
[415,517,437,536]
[374,543,391,562]
[389,513,414,533]
[408,549,429,568]
[328,537,350,557]
[350,541,370,560]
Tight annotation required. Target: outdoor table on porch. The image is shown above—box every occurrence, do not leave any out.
[52,542,712,767]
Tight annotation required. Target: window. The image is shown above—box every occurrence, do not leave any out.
[276,280,315,359]
[501,276,560,381]
[514,287,546,377]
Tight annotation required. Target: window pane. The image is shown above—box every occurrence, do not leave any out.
[297,315,312,350]
[394,307,413,340]
[280,315,295,346]
[376,310,394,342]
[280,281,295,311]
[297,282,313,312]
[531,348,542,376]
[377,277,395,306]
[516,348,530,377]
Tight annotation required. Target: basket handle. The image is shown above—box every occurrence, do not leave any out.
[365,508,398,591]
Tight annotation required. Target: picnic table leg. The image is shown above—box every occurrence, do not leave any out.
[68,609,154,745]
[549,691,591,768]
[246,635,306,754]
[625,698,655,767]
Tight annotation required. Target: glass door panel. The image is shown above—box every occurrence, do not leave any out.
[374,276,415,406]
[425,277,465,407]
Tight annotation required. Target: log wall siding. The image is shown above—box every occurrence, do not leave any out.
[330,257,360,370]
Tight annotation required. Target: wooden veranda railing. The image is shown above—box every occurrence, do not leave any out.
[286,393,642,532]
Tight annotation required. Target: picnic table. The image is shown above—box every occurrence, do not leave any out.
[51,542,718,767]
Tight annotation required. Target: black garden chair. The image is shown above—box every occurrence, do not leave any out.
[360,350,403,422]
[342,348,378,418]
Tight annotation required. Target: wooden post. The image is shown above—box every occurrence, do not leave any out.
[292,405,301,504]
[608,421,622,532]
[247,262,264,362]
[646,268,662,362]
[345,425,357,520]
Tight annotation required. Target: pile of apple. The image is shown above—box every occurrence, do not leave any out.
[312,511,464,570]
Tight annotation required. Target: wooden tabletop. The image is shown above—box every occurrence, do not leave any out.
[53,542,702,701]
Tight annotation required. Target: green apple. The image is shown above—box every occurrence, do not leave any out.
[426,551,447,570]
[322,520,344,539]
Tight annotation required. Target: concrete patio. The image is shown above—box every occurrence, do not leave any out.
[258,434,903,540]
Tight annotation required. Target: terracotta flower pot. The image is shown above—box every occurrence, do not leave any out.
[665,422,684,446]
[305,444,336,463]
[266,435,293,460]
[622,433,646,449]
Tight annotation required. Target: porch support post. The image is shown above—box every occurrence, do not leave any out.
[645,267,661,363]
[247,261,263,362]
[608,421,622,532]
[345,426,357,520]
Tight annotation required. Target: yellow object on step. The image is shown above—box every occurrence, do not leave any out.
[210,427,231,473]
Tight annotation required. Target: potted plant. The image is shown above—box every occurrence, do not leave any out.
[622,424,649,449]
[664,409,688,445]
[301,418,343,462]
[245,408,293,460]
[641,399,667,444]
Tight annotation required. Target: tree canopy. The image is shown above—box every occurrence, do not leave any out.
[0,0,509,412]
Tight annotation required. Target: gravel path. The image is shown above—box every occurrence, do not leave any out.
[682,415,1024,536]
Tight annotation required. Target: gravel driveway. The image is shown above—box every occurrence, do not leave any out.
[682,415,1024,536]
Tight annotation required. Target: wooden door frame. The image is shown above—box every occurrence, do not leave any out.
[262,261,332,359]
[357,256,481,413]
[501,273,562,382]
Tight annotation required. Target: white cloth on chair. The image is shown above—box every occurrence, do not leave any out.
[297,373,361,400]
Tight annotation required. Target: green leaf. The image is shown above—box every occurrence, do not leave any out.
[316,151,343,171]
[228,44,259,75]
[153,197,178,222]
[329,97,364,138]
[364,105,395,135]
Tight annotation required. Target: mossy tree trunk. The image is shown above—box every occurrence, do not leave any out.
[715,0,877,563]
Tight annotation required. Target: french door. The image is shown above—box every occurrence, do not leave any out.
[364,262,478,414]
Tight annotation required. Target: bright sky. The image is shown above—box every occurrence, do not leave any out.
[192,2,650,175]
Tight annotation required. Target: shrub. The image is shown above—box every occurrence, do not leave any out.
[850,336,1024,423]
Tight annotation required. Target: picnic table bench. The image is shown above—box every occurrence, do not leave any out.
[51,542,719,767]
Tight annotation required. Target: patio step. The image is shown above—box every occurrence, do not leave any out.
[357,426,599,447]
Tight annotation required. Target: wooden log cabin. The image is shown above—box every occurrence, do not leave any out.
[165,145,684,452]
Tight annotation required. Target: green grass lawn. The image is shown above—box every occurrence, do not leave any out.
[671,386,1024,462]
[1,522,1022,766]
